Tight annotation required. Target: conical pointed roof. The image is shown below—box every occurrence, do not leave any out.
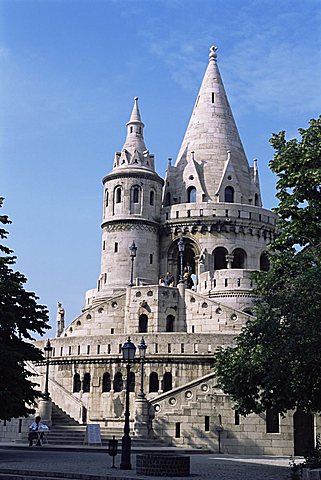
[175,46,252,202]
[112,97,155,172]
[127,96,143,124]
[122,96,147,155]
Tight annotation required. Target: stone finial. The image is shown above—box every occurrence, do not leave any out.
[209,45,218,62]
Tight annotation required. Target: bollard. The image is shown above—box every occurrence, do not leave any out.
[108,436,118,469]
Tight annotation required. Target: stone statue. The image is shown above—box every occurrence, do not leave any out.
[56,302,65,337]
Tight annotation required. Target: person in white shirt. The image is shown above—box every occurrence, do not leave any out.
[28,415,49,446]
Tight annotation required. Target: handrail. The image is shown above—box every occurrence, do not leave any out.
[26,361,85,424]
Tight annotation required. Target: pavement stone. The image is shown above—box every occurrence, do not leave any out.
[0,448,292,480]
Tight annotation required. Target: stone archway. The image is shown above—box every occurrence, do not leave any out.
[167,238,200,285]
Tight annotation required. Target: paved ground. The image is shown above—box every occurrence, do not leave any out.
[0,447,292,479]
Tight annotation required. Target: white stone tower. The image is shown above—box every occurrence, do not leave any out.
[96,97,164,299]
[161,46,275,312]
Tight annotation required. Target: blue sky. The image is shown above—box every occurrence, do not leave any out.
[1,0,320,334]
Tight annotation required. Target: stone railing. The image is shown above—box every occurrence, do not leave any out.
[162,202,277,226]
[48,377,85,424]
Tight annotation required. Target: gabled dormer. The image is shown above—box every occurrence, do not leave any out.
[215,151,243,204]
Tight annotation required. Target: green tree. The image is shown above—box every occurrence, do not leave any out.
[0,198,50,420]
[213,117,321,416]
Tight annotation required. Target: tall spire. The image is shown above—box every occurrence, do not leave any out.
[128,96,142,123]
[175,46,254,203]
[112,97,155,171]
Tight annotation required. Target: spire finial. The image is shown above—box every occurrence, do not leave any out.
[134,96,138,101]
[209,45,218,62]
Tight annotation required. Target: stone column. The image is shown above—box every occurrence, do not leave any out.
[134,398,152,438]
[37,399,52,427]
[226,254,234,269]
[177,283,186,331]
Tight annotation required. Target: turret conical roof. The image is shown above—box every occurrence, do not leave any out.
[112,97,155,172]
[175,46,253,203]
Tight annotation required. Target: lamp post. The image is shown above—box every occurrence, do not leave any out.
[43,339,53,400]
[120,337,136,470]
[137,337,147,399]
[177,237,185,283]
[128,241,137,287]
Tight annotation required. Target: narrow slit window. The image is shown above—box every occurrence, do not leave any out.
[114,242,118,253]
[235,410,240,425]
[133,187,139,204]
[211,92,215,103]
[205,416,210,431]
[115,188,122,204]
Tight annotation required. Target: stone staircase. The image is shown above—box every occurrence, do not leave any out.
[49,403,165,448]
[50,403,120,446]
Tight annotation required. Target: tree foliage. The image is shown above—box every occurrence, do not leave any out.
[213,117,321,416]
[0,198,50,420]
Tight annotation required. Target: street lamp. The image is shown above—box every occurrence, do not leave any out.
[128,241,137,287]
[43,339,53,400]
[177,237,185,284]
[137,337,147,399]
[120,337,136,470]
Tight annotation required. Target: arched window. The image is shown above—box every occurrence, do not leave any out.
[139,314,148,333]
[163,372,172,392]
[129,372,135,392]
[213,247,228,270]
[224,186,234,203]
[166,315,175,332]
[165,192,171,207]
[187,186,196,203]
[83,373,91,393]
[260,252,270,271]
[113,372,123,392]
[232,249,247,269]
[254,193,259,206]
[149,372,159,393]
[73,373,81,393]
[115,187,122,204]
[133,186,140,204]
[102,372,111,393]
[150,190,154,206]
[105,190,109,207]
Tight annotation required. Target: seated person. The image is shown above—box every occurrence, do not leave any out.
[28,415,49,446]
